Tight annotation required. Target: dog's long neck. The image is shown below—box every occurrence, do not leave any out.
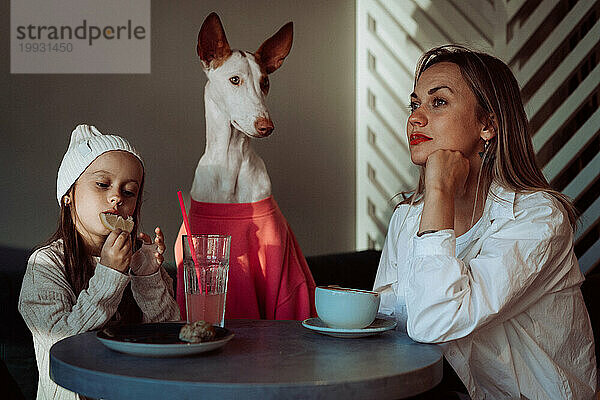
[190,88,272,204]
[203,93,248,162]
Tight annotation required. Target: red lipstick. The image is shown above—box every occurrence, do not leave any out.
[409,133,432,146]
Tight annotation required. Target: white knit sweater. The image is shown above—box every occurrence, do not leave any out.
[18,240,181,400]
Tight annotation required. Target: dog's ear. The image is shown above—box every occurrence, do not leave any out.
[255,22,293,74]
[197,12,232,69]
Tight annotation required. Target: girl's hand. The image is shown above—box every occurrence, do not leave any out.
[100,229,132,273]
[130,227,165,276]
[147,227,165,267]
[424,149,470,198]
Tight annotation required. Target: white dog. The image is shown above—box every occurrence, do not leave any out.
[190,12,292,203]
[175,13,315,322]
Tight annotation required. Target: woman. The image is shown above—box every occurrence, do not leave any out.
[373,45,596,399]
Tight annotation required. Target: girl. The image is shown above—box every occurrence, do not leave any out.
[19,124,180,400]
[373,46,596,399]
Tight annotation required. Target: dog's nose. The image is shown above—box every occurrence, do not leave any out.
[255,118,274,137]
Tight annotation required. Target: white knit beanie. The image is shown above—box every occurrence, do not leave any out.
[56,124,143,204]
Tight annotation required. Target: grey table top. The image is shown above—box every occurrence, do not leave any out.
[50,319,443,399]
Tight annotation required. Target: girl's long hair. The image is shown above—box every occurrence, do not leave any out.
[38,176,145,325]
[401,45,577,228]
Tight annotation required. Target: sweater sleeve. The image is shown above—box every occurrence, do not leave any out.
[130,266,181,323]
[18,247,129,343]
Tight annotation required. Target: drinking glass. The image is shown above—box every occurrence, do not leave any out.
[182,234,231,327]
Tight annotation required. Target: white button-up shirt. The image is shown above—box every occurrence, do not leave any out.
[374,183,597,399]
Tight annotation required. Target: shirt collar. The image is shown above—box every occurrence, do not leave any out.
[404,181,516,225]
[486,181,516,221]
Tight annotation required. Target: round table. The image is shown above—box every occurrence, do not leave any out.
[50,319,443,399]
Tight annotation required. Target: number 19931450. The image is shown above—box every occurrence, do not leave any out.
[19,42,73,53]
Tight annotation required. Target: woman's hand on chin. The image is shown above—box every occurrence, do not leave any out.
[424,149,470,198]
[418,149,470,234]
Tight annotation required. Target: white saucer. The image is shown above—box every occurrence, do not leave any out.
[302,317,397,338]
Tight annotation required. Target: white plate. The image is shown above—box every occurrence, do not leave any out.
[301,317,397,338]
[96,322,234,357]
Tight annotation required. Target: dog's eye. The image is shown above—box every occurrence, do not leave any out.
[229,76,240,85]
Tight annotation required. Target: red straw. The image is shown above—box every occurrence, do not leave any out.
[177,191,200,269]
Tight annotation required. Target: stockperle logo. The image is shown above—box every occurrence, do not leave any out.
[11,0,150,74]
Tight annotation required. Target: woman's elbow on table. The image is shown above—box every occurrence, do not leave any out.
[405,296,478,343]
[406,316,453,343]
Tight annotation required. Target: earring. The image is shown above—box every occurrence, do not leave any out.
[478,139,490,159]
[64,197,71,206]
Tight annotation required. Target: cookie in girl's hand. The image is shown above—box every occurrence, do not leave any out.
[99,212,134,233]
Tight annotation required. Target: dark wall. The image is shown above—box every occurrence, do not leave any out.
[1,1,356,261]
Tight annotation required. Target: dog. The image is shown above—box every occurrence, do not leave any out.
[175,13,315,321]
[190,12,292,203]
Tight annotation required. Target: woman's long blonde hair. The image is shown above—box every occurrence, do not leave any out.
[402,45,577,228]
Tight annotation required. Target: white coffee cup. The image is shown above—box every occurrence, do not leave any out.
[315,286,380,329]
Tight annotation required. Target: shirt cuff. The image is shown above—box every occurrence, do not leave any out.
[376,284,396,316]
[412,229,456,258]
